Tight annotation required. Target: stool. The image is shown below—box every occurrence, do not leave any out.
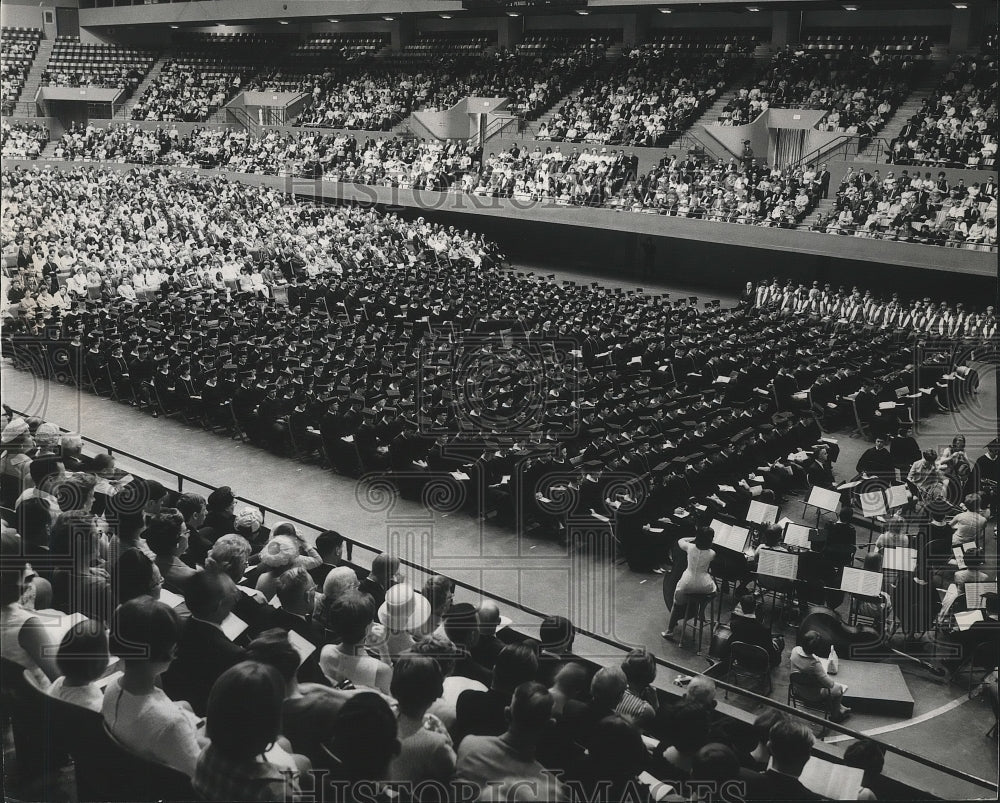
[678,592,717,655]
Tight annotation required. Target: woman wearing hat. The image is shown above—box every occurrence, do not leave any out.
[371,583,432,661]
[254,523,322,600]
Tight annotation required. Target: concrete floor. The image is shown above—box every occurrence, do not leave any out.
[1,264,996,799]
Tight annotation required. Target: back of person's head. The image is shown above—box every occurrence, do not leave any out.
[590,666,627,709]
[763,524,782,547]
[695,525,716,550]
[327,590,375,645]
[391,654,444,718]
[142,509,186,557]
[669,701,711,755]
[839,506,854,524]
[184,569,236,621]
[493,643,539,692]
[752,709,786,746]
[370,553,399,587]
[275,565,315,609]
[442,602,479,648]
[685,676,717,710]
[175,493,207,525]
[621,647,656,688]
[49,510,98,561]
[735,594,759,619]
[328,692,399,780]
[799,630,827,657]
[587,715,646,782]
[422,574,454,616]
[17,497,53,548]
[315,530,344,562]
[767,719,815,775]
[552,661,589,697]
[206,534,252,579]
[112,547,160,604]
[109,597,182,665]
[206,661,285,760]
[963,547,986,569]
[246,628,300,684]
[964,493,981,512]
[691,743,741,784]
[56,618,109,683]
[844,739,886,787]
[409,633,461,678]
[507,681,554,733]
[54,473,97,513]
[539,615,574,653]
[28,455,63,488]
[477,600,501,635]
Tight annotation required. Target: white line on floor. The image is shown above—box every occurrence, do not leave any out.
[824,695,972,743]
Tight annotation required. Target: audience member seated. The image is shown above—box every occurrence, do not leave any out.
[162,569,248,715]
[144,508,197,594]
[47,617,110,712]
[888,51,998,169]
[729,594,785,667]
[193,660,308,801]
[42,37,155,99]
[1,28,41,115]
[318,590,393,694]
[455,642,538,742]
[103,597,208,777]
[1,121,48,160]
[744,718,821,801]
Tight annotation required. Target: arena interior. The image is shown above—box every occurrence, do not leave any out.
[0,0,998,800]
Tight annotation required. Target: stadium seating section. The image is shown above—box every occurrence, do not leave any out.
[41,35,156,98]
[0,27,41,115]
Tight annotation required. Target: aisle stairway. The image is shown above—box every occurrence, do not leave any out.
[15,39,54,115]
[122,51,172,119]
[804,196,838,228]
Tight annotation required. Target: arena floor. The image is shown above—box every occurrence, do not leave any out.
[1,264,996,799]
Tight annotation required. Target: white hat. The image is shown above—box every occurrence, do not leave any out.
[378,583,431,633]
[1,418,29,445]
[259,535,299,569]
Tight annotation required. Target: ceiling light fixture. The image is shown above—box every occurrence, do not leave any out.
[576,9,590,14]
[278,20,289,25]
[746,6,761,12]
[440,13,452,19]
[383,16,395,22]
[658,7,673,13]
[952,2,968,7]
[842,4,858,10]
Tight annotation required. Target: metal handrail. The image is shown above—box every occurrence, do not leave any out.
[3,403,996,795]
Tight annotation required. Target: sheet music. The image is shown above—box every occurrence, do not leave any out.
[882,547,917,572]
[954,610,984,631]
[952,547,967,570]
[799,757,864,800]
[965,582,997,610]
[886,485,910,509]
[287,630,317,666]
[939,584,960,618]
[746,500,779,525]
[807,486,841,513]
[859,490,888,518]
[783,523,813,549]
[841,567,883,598]
[712,520,750,552]
[757,548,799,580]
[158,589,185,608]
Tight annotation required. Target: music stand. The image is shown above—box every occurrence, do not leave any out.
[858,488,889,550]
[756,549,799,629]
[805,485,840,529]
[746,500,779,526]
[966,582,998,610]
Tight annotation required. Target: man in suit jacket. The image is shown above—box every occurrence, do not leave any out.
[162,569,248,716]
[270,565,321,644]
[745,719,823,800]
[357,552,399,615]
[454,643,538,745]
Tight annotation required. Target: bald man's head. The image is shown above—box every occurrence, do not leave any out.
[478,600,501,635]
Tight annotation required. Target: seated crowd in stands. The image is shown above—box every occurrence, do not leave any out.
[0,120,47,160]
[718,44,916,145]
[538,42,750,147]
[887,51,998,169]
[1,28,41,115]
[812,166,997,248]
[130,61,248,122]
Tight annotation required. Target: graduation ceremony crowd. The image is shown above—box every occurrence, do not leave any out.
[1,154,998,801]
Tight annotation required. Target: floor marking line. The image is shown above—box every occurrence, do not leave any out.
[824,695,972,743]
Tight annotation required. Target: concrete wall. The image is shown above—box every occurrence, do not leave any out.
[1,0,74,39]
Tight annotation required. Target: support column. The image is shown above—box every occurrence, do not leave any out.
[390,17,415,52]
[948,3,985,53]
[771,10,800,49]
[623,10,651,47]
[497,16,522,50]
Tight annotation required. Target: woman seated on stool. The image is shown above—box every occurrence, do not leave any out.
[875,514,910,553]
[662,526,716,642]
[789,630,851,723]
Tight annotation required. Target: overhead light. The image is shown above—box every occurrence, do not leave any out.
[170,24,178,29]
[842,4,858,10]
[383,16,395,21]
[328,18,340,23]
[746,6,761,11]
[507,11,520,17]
[278,20,289,25]
[440,13,452,19]
[952,2,967,7]
[576,9,590,14]
[658,7,673,13]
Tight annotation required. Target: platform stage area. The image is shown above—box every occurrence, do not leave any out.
[838,660,916,719]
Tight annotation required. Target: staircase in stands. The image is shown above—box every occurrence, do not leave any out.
[855,46,954,162]
[14,38,54,116]
[121,50,173,120]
